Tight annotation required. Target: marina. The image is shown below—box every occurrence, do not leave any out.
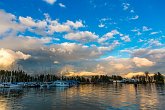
[0,0,165,109]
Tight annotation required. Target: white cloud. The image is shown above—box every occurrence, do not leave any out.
[0,35,52,50]
[147,39,163,46]
[130,15,139,20]
[138,39,144,42]
[98,23,105,28]
[130,10,135,13]
[132,57,155,67]
[48,20,84,34]
[43,0,56,5]
[98,30,119,43]
[150,31,159,35]
[64,31,99,43]
[121,35,131,42]
[143,26,152,31]
[19,15,84,35]
[122,3,130,10]
[98,40,120,52]
[64,20,84,29]
[48,23,71,33]
[104,30,119,38]
[59,3,66,8]
[0,48,31,68]
[0,10,24,35]
[19,16,47,28]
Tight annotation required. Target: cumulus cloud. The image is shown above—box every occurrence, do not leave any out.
[98,30,119,43]
[48,20,84,34]
[132,57,155,67]
[19,16,84,35]
[0,48,31,69]
[98,40,120,52]
[43,0,56,5]
[0,10,85,37]
[0,9,165,75]
[64,31,99,43]
[65,20,84,29]
[19,16,47,28]
[0,35,52,50]
[132,48,165,60]
[0,11,83,37]
[0,10,24,35]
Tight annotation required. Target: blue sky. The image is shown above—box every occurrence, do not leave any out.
[0,0,165,75]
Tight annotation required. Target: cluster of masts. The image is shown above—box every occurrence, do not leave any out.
[0,79,79,88]
[0,65,79,88]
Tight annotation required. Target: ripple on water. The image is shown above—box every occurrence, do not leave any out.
[0,84,165,110]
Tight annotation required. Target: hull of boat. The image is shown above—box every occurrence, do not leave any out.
[0,84,22,88]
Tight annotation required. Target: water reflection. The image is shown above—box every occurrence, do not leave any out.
[0,84,164,110]
[0,88,23,110]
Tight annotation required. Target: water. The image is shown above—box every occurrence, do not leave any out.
[0,84,165,110]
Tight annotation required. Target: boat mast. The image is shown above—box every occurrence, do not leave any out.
[9,63,14,83]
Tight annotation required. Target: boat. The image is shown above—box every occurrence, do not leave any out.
[0,83,4,88]
[0,70,22,88]
[53,80,72,87]
[51,80,79,87]
[40,82,52,88]
[25,82,40,88]
[1,83,21,88]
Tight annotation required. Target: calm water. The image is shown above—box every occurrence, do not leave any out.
[0,84,165,110]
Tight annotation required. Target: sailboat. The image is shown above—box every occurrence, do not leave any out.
[51,70,76,87]
[3,71,21,88]
[2,64,21,88]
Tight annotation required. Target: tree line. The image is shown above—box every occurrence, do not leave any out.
[0,70,164,84]
[131,72,164,84]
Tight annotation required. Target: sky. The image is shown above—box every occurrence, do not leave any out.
[0,0,165,75]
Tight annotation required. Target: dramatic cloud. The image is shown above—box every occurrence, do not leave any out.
[0,6,164,75]
[0,48,31,69]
